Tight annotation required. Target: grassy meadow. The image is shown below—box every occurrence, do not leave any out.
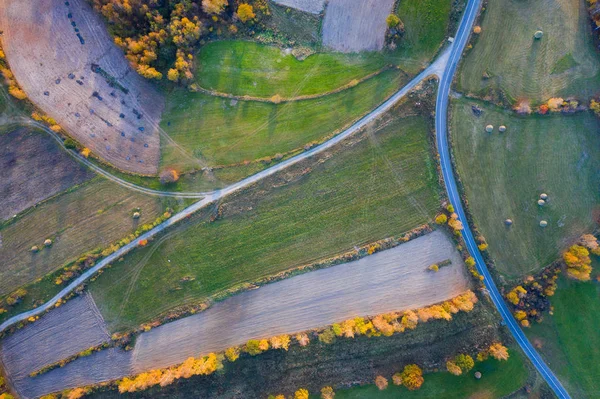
[159,68,407,172]
[333,348,528,399]
[451,99,600,279]
[458,0,600,103]
[90,102,441,331]
[526,272,600,398]
[196,41,387,98]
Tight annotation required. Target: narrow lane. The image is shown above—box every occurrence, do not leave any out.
[435,0,571,397]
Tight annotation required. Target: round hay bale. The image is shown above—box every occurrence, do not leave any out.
[499,125,506,132]
[31,245,39,253]
[505,219,513,226]
[44,239,52,246]
[540,220,548,227]
[473,26,482,34]
[540,193,548,200]
[537,199,546,206]
[534,30,543,39]
[133,212,141,219]
[485,124,494,133]
[474,371,482,379]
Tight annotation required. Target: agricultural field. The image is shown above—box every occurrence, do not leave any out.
[159,68,407,173]
[0,126,94,221]
[458,0,600,103]
[0,177,183,296]
[526,271,600,398]
[90,99,441,331]
[334,348,528,399]
[389,0,454,71]
[196,41,387,98]
[451,98,600,279]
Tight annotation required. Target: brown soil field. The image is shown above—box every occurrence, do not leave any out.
[0,127,94,221]
[271,0,326,14]
[0,292,117,399]
[0,178,171,296]
[322,0,395,52]
[0,0,163,175]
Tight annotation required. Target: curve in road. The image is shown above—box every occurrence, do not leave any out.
[0,48,452,334]
[435,0,571,397]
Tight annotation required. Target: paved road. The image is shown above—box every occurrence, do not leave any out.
[435,0,570,397]
[0,48,453,334]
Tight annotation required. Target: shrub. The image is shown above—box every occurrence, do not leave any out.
[400,364,424,390]
[446,360,462,375]
[237,4,255,22]
[159,169,180,185]
[392,372,403,385]
[294,388,309,399]
[224,346,240,362]
[321,386,335,399]
[375,375,388,390]
[435,214,447,224]
[64,138,78,149]
[318,328,336,344]
[386,14,400,28]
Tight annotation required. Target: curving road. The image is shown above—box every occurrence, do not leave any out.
[0,47,452,334]
[435,0,571,397]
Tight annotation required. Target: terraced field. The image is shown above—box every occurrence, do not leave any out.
[91,100,441,331]
[451,99,600,278]
[458,0,600,103]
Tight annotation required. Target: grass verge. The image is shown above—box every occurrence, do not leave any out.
[451,98,600,279]
[90,96,441,331]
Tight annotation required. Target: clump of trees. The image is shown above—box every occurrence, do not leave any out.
[397,364,424,390]
[92,0,265,85]
[446,353,474,376]
[384,13,404,49]
[563,244,593,281]
[0,63,27,101]
[505,266,560,326]
[118,353,222,393]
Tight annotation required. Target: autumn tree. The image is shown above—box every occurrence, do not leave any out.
[579,234,600,255]
[245,339,269,355]
[446,360,462,376]
[202,0,228,14]
[488,343,509,361]
[506,285,527,305]
[386,14,400,28]
[375,375,388,390]
[435,214,448,224]
[321,386,335,399]
[400,364,424,390]
[294,388,309,399]
[295,333,310,346]
[270,334,291,350]
[590,99,600,117]
[237,4,255,22]
[453,354,474,373]
[224,346,240,362]
[563,245,593,281]
[160,168,180,184]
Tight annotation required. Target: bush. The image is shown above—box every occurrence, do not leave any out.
[159,169,180,185]
[321,386,335,399]
[386,14,400,28]
[375,375,388,390]
[435,214,448,224]
[64,138,78,149]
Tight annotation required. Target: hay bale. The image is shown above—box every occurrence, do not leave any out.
[474,371,482,379]
[534,30,543,39]
[44,239,52,246]
[499,125,506,132]
[539,220,548,227]
[505,219,513,226]
[537,199,546,206]
[540,193,548,200]
[485,124,494,133]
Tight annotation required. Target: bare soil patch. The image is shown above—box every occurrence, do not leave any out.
[322,0,395,52]
[271,0,325,14]
[0,292,116,399]
[0,127,94,221]
[0,0,163,175]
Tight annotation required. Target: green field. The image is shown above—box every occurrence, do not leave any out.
[160,68,407,172]
[0,177,183,296]
[196,41,386,98]
[458,0,600,103]
[526,273,600,398]
[333,349,528,399]
[451,99,600,278]
[388,0,453,71]
[90,103,441,331]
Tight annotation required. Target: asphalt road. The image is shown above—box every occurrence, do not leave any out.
[435,0,571,397]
